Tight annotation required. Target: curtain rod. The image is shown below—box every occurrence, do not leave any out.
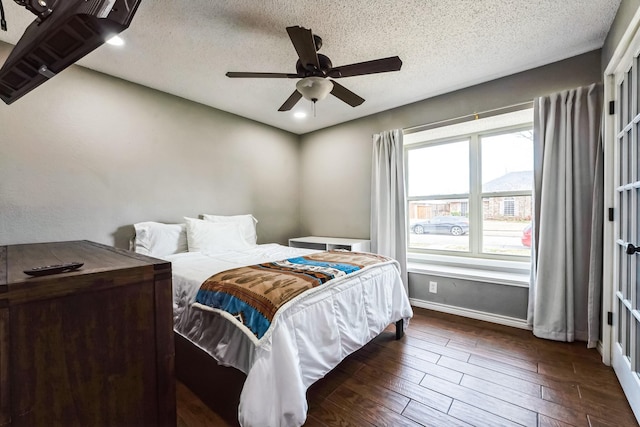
[403,100,534,135]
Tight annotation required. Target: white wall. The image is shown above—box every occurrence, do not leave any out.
[0,42,301,248]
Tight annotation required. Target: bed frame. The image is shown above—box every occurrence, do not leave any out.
[175,319,404,425]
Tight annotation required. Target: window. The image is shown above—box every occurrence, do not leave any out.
[501,198,515,216]
[405,109,533,262]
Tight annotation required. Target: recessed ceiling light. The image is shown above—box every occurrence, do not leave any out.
[294,112,307,119]
[106,36,124,46]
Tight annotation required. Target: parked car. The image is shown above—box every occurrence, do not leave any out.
[410,216,469,236]
[521,223,532,247]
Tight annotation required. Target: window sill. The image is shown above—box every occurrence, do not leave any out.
[407,254,530,287]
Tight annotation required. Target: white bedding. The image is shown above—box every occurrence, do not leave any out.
[166,243,413,427]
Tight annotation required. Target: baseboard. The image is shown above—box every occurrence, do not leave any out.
[596,340,611,366]
[410,298,532,330]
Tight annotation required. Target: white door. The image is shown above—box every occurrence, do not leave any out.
[608,26,640,424]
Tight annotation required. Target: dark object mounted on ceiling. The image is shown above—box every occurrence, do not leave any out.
[226,25,402,111]
[0,0,142,105]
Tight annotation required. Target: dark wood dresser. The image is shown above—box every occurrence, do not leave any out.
[0,240,176,426]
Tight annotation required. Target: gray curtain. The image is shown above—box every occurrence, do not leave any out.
[528,83,603,347]
[371,129,408,292]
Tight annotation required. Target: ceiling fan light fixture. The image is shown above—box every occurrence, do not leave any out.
[296,77,332,102]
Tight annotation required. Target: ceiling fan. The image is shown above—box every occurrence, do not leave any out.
[226,26,402,112]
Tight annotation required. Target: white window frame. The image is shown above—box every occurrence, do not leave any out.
[404,111,533,279]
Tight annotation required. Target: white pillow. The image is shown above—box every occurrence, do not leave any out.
[184,217,252,253]
[133,222,188,257]
[201,213,258,245]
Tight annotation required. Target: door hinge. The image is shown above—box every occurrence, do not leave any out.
[609,100,615,115]
[607,311,613,326]
[608,208,614,222]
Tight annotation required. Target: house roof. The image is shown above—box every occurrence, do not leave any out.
[483,171,533,192]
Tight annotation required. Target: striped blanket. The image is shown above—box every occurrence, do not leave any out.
[193,250,392,344]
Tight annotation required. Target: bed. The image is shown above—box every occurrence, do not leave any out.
[133,216,413,427]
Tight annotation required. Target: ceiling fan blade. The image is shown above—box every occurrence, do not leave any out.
[278,90,303,111]
[330,81,364,107]
[226,72,300,78]
[286,26,320,70]
[329,56,402,78]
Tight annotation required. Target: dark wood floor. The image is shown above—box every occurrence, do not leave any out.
[176,307,638,427]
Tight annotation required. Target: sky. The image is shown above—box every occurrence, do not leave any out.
[405,110,533,197]
[407,130,533,197]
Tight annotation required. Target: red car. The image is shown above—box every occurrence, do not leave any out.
[521,224,532,247]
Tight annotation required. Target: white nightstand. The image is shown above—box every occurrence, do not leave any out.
[288,236,371,252]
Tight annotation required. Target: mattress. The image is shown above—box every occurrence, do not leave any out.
[166,243,413,427]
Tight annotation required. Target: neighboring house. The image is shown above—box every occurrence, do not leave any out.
[482,171,533,221]
[408,171,533,222]
[408,200,467,221]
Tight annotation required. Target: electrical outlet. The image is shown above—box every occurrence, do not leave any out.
[429,281,437,293]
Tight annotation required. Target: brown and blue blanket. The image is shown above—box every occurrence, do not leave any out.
[193,250,392,343]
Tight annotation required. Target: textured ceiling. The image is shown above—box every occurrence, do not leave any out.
[0,0,622,134]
